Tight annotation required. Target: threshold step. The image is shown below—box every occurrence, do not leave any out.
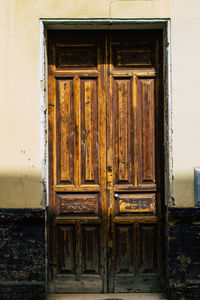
[47,293,168,300]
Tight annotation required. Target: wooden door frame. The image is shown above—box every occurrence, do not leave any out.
[39,18,172,294]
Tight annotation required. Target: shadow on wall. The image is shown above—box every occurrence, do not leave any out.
[0,174,42,208]
[173,175,194,207]
[0,173,195,207]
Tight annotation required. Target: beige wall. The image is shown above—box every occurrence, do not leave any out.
[0,0,199,207]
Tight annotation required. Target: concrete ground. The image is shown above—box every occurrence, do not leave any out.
[47,294,168,300]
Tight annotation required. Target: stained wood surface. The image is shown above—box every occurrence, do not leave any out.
[48,30,164,293]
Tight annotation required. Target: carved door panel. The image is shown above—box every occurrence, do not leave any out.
[48,30,164,293]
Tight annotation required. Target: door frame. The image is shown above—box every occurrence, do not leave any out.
[39,18,172,294]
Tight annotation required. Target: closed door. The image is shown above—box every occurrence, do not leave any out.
[48,30,164,293]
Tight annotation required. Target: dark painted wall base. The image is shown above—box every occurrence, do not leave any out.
[0,209,45,300]
[167,207,200,300]
[0,207,200,299]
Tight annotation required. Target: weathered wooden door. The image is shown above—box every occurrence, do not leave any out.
[48,30,164,293]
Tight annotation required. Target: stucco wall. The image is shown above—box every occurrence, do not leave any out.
[0,0,199,207]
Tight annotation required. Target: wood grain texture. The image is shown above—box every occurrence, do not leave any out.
[48,30,164,294]
[109,31,163,293]
[56,45,97,69]
[116,225,133,274]
[81,79,98,184]
[115,193,156,214]
[56,79,74,184]
[114,47,152,67]
[82,225,100,274]
[57,225,76,274]
[133,76,156,189]
[140,224,157,273]
[48,31,106,293]
[141,79,155,183]
[73,75,81,188]
[56,193,99,215]
[113,79,133,185]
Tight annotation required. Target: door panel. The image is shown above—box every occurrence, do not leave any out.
[108,31,163,292]
[81,224,100,274]
[57,225,76,274]
[81,79,99,184]
[56,79,74,185]
[115,193,156,215]
[48,31,107,293]
[56,193,99,216]
[137,77,155,187]
[48,30,164,293]
[113,78,134,186]
[115,225,133,274]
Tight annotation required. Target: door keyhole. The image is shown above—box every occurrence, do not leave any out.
[107,166,112,187]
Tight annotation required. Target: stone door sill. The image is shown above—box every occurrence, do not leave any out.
[47,293,168,300]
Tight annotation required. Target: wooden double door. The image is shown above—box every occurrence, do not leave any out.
[48,30,164,293]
